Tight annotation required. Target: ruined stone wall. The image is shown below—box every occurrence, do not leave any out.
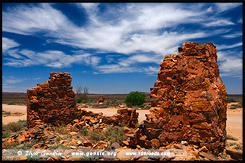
[27,72,78,128]
[27,72,138,128]
[134,42,227,155]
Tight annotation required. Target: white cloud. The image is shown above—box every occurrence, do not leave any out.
[3,76,23,84]
[33,77,41,80]
[217,51,242,78]
[2,3,242,77]
[143,66,160,75]
[222,32,242,38]
[215,3,242,13]
[3,4,77,35]
[2,37,19,53]
[96,64,140,74]
[217,42,242,50]
[4,49,101,68]
[204,19,234,27]
[2,3,227,56]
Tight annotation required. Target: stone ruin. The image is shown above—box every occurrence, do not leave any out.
[131,42,228,155]
[27,72,138,128]
[96,95,105,104]
[26,42,228,157]
[27,72,78,128]
[4,42,234,161]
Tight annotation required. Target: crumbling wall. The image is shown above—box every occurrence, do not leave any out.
[27,72,138,128]
[27,72,78,128]
[96,96,105,104]
[134,42,227,155]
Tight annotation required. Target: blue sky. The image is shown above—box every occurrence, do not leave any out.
[2,3,243,94]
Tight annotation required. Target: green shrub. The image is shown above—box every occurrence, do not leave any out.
[2,110,11,116]
[227,142,242,150]
[105,126,124,144]
[49,144,66,150]
[88,130,105,142]
[230,104,242,109]
[27,155,39,161]
[21,143,35,149]
[80,126,88,136]
[56,136,61,141]
[3,121,26,132]
[55,125,69,135]
[77,156,99,161]
[228,98,237,103]
[17,120,27,128]
[125,91,145,107]
[76,96,83,103]
[2,131,11,138]
[226,135,238,141]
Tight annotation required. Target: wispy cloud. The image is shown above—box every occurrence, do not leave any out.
[217,42,242,50]
[143,66,160,75]
[4,48,101,68]
[96,64,140,74]
[2,3,243,76]
[2,3,232,55]
[4,76,23,84]
[217,51,242,78]
[215,3,242,13]
[222,32,242,38]
[33,77,41,80]
[2,37,19,53]
[204,19,234,27]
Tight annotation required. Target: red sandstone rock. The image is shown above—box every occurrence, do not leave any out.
[133,42,228,156]
[27,72,78,127]
[96,95,105,104]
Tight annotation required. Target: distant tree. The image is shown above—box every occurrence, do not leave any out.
[75,85,89,103]
[125,91,145,107]
[82,86,89,101]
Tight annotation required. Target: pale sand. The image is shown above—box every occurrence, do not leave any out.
[2,104,243,144]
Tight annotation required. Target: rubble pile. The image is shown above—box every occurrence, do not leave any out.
[3,108,138,150]
[96,96,105,104]
[103,108,139,128]
[131,42,228,155]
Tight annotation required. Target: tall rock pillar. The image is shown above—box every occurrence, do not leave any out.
[136,42,227,155]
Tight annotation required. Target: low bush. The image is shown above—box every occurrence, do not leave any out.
[2,131,11,138]
[80,126,88,136]
[226,135,238,141]
[77,156,99,161]
[230,104,242,109]
[3,120,26,132]
[2,110,11,116]
[55,125,69,135]
[88,130,105,142]
[56,136,61,141]
[105,126,124,144]
[21,142,35,149]
[125,91,145,107]
[49,144,66,150]
[228,98,237,103]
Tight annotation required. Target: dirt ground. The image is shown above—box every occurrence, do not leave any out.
[2,104,243,144]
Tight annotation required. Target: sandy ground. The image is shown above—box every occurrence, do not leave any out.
[2,104,243,144]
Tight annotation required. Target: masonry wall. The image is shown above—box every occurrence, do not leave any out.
[27,72,78,128]
[27,72,138,128]
[134,42,228,155]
